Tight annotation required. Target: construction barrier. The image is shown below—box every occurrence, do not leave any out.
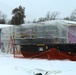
[14,48,76,61]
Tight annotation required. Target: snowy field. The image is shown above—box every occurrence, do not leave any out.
[0,54,76,75]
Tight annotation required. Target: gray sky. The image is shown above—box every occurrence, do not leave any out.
[0,0,76,21]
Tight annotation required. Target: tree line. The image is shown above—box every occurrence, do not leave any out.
[33,9,76,23]
[1,5,76,25]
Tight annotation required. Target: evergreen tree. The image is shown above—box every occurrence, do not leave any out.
[11,6,26,25]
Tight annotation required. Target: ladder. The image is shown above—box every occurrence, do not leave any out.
[8,35,17,54]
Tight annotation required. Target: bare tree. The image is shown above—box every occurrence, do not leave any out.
[38,11,60,22]
[48,11,60,20]
[70,8,76,21]
[46,11,50,20]
[0,11,7,24]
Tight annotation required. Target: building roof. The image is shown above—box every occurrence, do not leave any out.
[0,24,13,28]
[41,20,76,26]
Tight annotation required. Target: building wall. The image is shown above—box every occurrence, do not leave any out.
[1,26,13,53]
[1,26,20,54]
[68,26,76,43]
[0,30,1,48]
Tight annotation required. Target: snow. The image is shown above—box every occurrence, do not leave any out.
[0,55,76,75]
[41,20,76,26]
[0,24,13,28]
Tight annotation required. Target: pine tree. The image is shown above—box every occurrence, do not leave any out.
[11,6,26,25]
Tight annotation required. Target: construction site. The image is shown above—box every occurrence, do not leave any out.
[0,20,76,61]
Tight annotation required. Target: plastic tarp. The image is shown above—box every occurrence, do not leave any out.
[14,22,68,44]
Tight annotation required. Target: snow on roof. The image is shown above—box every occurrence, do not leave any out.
[0,20,76,28]
[41,20,76,26]
[22,20,76,27]
[0,24,13,28]
[22,22,42,27]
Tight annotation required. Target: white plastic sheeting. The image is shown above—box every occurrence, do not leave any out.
[1,20,76,53]
[14,22,68,44]
[1,25,13,53]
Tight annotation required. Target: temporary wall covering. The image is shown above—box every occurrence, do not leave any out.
[0,20,76,58]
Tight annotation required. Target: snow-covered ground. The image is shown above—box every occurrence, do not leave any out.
[0,54,76,75]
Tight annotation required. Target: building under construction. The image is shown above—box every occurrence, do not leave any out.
[0,20,76,60]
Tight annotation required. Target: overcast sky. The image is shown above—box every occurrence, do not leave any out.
[0,0,76,21]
